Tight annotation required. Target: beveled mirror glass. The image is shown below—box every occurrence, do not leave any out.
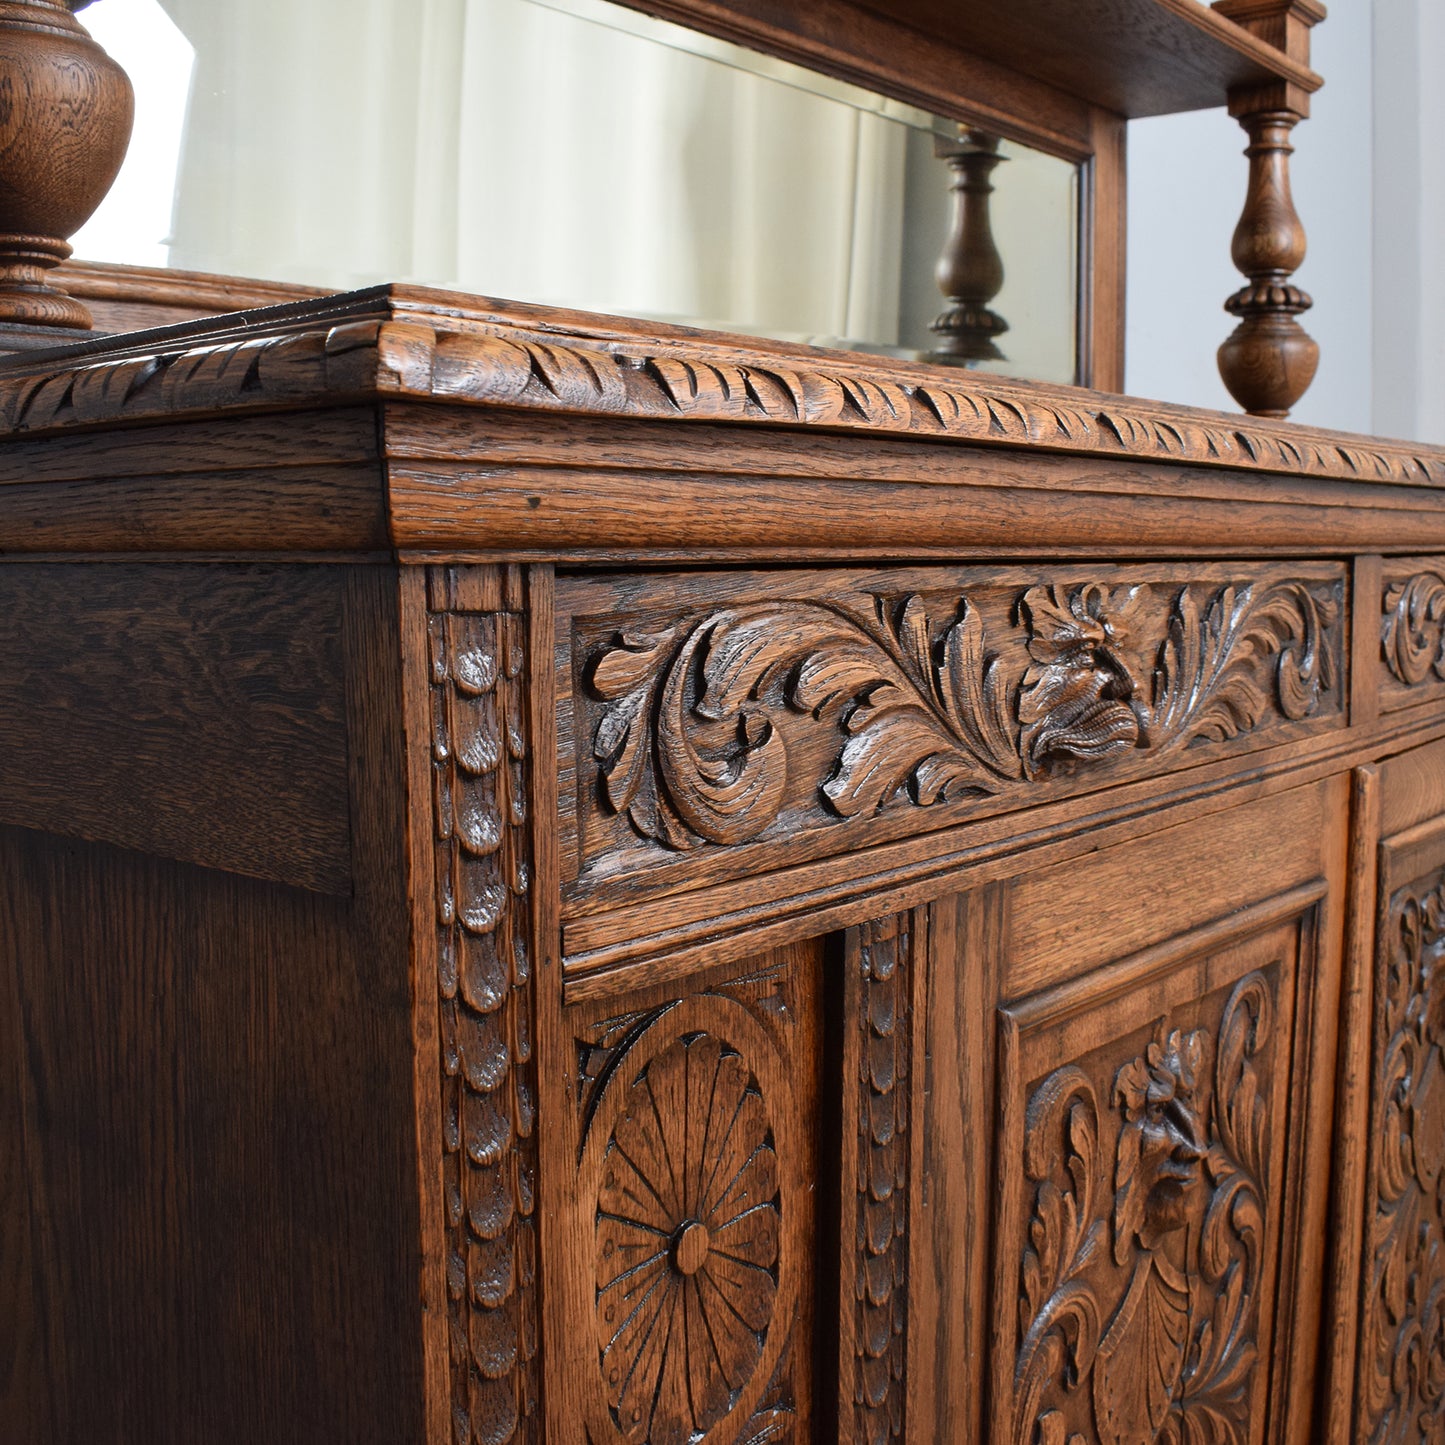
[78,0,1082,382]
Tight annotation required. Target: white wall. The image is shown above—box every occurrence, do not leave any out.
[1126,0,1375,434]
[1372,0,1445,444]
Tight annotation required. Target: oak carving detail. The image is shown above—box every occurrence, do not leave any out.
[1382,572,1445,687]
[595,1033,780,1445]
[1014,974,1273,1445]
[1359,871,1445,1443]
[580,993,797,1445]
[590,596,1016,849]
[588,579,1336,851]
[4,313,1443,491]
[429,583,540,1445]
[850,917,912,1445]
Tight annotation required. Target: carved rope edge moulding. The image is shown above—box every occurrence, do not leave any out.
[586,576,1341,854]
[0,311,1442,488]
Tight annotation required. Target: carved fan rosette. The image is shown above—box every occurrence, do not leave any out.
[578,995,798,1445]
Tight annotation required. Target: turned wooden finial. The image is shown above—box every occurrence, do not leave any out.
[927,127,1009,366]
[1217,109,1317,417]
[0,0,133,331]
[1213,0,1326,417]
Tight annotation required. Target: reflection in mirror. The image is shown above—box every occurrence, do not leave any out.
[75,0,1081,384]
[927,129,1009,367]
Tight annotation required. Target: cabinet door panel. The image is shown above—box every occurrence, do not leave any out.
[545,940,826,1445]
[994,893,1319,1444]
[1353,812,1445,1443]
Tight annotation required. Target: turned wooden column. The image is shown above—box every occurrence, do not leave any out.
[0,0,132,332]
[928,127,1009,366]
[1213,0,1325,418]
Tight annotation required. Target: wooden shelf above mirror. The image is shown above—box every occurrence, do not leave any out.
[852,0,1322,116]
[620,0,1321,135]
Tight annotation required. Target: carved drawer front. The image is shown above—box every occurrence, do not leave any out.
[555,561,1346,933]
[992,891,1318,1445]
[550,941,823,1445]
[1355,814,1445,1443]
[1380,557,1445,714]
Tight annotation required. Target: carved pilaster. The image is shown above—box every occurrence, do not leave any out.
[844,915,914,1445]
[428,566,541,1445]
[927,128,1008,366]
[1214,0,1325,418]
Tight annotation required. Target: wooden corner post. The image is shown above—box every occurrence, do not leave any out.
[1213,0,1326,418]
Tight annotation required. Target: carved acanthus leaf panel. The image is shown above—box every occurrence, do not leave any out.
[998,911,1300,1445]
[574,568,1342,873]
[429,573,540,1445]
[575,968,812,1445]
[1358,865,1445,1443]
[846,916,913,1445]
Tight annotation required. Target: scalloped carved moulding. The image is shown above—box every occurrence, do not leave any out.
[0,302,1442,490]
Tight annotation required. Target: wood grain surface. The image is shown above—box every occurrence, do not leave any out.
[0,562,353,890]
[0,566,422,1445]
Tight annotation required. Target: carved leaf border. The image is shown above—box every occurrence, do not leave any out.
[589,597,1019,850]
[587,579,1338,853]
[3,317,1441,493]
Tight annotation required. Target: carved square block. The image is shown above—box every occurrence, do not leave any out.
[1380,557,1445,714]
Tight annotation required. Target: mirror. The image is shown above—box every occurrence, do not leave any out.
[77,0,1082,383]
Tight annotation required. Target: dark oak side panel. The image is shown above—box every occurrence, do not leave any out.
[0,565,424,1445]
[0,562,353,892]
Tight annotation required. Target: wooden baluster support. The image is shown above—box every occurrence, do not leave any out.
[927,127,1009,366]
[0,0,132,333]
[1213,0,1326,418]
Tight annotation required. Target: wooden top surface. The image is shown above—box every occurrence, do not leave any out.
[0,282,1434,491]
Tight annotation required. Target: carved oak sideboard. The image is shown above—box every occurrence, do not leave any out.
[4,288,1445,1445]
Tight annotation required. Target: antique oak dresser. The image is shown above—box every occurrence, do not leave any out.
[6,2,1445,1445]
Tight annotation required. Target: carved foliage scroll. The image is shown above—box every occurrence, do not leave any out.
[1012,972,1277,1445]
[577,975,806,1445]
[848,916,913,1445]
[429,575,540,1445]
[1359,868,1445,1443]
[1382,570,1445,689]
[582,572,1340,860]
[590,596,1016,849]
